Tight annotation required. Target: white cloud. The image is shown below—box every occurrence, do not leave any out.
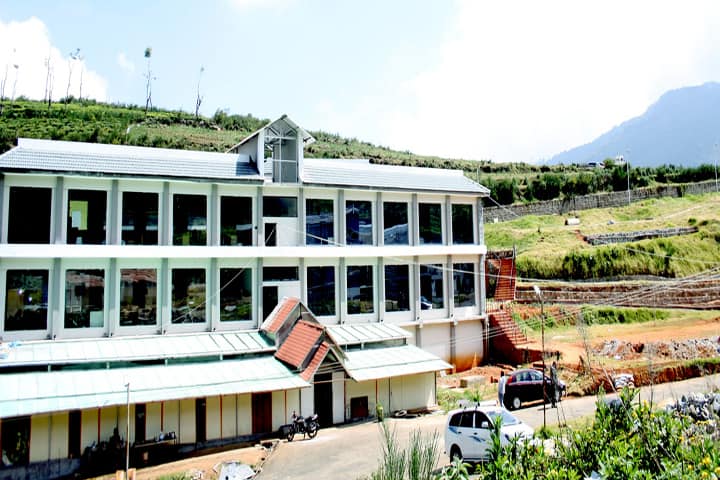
[0,17,108,102]
[116,52,135,74]
[370,0,720,163]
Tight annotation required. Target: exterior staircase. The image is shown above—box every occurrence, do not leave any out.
[493,258,516,301]
[488,308,527,347]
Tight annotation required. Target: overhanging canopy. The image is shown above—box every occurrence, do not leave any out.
[342,345,452,382]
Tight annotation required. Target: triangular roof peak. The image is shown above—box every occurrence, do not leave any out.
[227,115,315,152]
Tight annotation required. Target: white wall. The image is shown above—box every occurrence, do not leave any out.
[332,372,345,425]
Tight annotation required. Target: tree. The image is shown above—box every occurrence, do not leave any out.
[143,47,154,115]
[43,55,54,111]
[65,48,81,107]
[195,66,204,119]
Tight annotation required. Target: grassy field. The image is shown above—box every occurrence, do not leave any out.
[485,192,720,279]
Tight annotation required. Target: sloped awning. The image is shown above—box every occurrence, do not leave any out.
[325,323,411,347]
[342,345,452,382]
[0,356,308,418]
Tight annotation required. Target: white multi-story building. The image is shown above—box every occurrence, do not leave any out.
[0,116,488,476]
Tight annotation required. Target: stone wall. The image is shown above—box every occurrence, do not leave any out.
[484,180,719,223]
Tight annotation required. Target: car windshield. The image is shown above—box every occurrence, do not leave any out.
[486,409,520,426]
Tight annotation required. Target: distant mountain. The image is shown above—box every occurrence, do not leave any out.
[550,82,720,167]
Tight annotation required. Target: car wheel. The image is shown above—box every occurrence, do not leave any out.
[450,445,463,462]
[511,396,521,410]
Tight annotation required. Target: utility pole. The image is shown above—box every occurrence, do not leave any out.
[626,157,631,206]
[714,143,718,193]
[125,382,130,480]
[533,285,546,430]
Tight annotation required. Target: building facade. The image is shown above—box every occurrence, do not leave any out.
[0,116,488,476]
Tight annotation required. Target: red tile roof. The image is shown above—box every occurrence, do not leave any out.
[300,342,330,381]
[275,320,323,369]
[263,297,300,334]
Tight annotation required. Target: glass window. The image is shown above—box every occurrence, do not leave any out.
[459,411,474,428]
[5,270,48,331]
[173,194,207,245]
[8,186,52,244]
[453,263,476,307]
[346,200,372,245]
[419,203,442,244]
[119,269,157,326]
[171,268,206,323]
[263,196,297,217]
[420,264,444,309]
[263,266,299,281]
[452,204,474,244]
[307,266,335,316]
[65,269,105,328]
[67,189,107,244]
[221,196,253,246]
[220,268,252,321]
[306,199,334,245]
[122,192,159,245]
[1,417,30,465]
[383,202,408,245]
[384,265,409,312]
[347,265,374,314]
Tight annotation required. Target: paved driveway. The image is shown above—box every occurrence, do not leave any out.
[256,374,720,480]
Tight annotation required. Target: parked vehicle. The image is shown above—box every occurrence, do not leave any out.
[503,368,566,410]
[285,411,319,441]
[444,403,534,462]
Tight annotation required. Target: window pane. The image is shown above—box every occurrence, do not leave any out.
[347,265,374,314]
[171,269,206,323]
[307,266,335,316]
[65,269,105,328]
[384,265,409,312]
[220,268,252,321]
[452,204,474,244]
[346,200,372,245]
[8,187,52,244]
[454,263,476,307]
[67,190,107,245]
[5,270,48,331]
[420,264,444,309]
[306,199,334,245]
[173,194,207,245]
[263,196,297,217]
[383,202,408,245]
[120,269,157,326]
[122,192,159,245]
[221,196,253,246]
[263,266,299,281]
[419,203,442,244]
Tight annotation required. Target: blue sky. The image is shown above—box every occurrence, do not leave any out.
[2,1,720,163]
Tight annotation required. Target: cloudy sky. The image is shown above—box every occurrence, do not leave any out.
[1,1,720,163]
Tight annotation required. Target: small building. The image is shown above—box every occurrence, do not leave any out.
[0,116,489,477]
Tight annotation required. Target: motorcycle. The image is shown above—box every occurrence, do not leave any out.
[285,411,319,441]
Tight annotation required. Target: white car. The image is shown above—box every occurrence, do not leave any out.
[444,404,534,462]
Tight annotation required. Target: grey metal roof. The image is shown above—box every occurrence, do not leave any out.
[302,158,489,195]
[228,115,315,151]
[0,331,274,367]
[0,138,263,182]
[325,323,411,346]
[0,356,308,418]
[342,345,452,382]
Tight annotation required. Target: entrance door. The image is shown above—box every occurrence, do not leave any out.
[313,373,333,428]
[135,404,147,443]
[252,392,273,434]
[68,410,81,458]
[263,286,278,320]
[195,398,206,443]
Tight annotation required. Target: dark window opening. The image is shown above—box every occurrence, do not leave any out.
[383,202,408,245]
[263,266,299,282]
[67,189,107,245]
[306,199,334,245]
[1,416,30,465]
[420,264,444,309]
[65,269,105,328]
[171,268,206,323]
[195,398,207,443]
[384,265,409,312]
[307,266,335,316]
[347,265,374,314]
[220,268,252,321]
[120,269,157,326]
[173,194,207,246]
[419,203,442,244]
[122,192,159,245]
[262,286,279,321]
[346,200,373,245]
[264,223,277,246]
[5,269,48,331]
[8,186,52,243]
[454,263,476,307]
[134,404,146,443]
[263,196,297,217]
[221,196,253,246]
[452,204,474,244]
[68,410,81,458]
